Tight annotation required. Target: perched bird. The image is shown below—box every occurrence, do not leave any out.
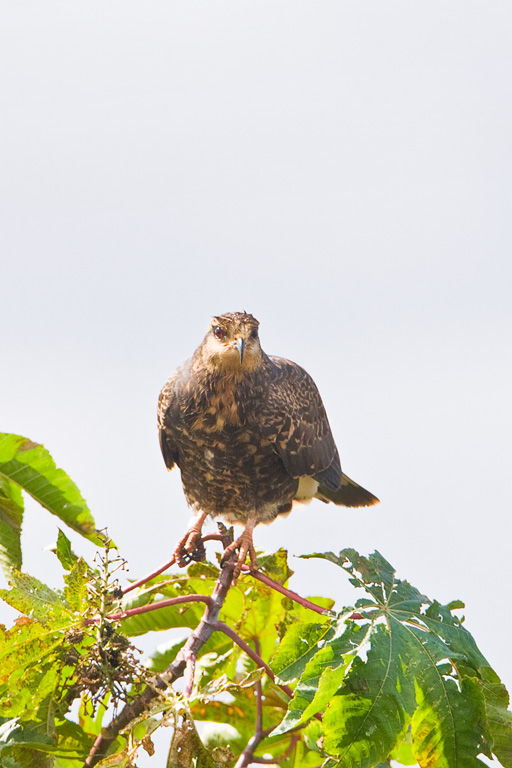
[158,312,378,577]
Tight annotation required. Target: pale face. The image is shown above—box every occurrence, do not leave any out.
[202,312,262,372]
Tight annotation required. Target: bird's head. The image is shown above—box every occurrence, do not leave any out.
[201,312,262,373]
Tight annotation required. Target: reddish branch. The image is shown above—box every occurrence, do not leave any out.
[215,622,293,700]
[240,564,332,616]
[84,532,330,766]
[235,726,276,768]
[83,594,213,626]
[234,637,275,768]
[84,545,239,767]
[121,554,177,595]
[122,538,331,617]
[233,634,302,768]
[121,534,225,596]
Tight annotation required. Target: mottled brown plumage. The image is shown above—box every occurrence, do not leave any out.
[158,311,378,574]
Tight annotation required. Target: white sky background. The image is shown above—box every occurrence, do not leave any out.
[1,1,511,763]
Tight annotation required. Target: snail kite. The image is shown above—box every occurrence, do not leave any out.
[158,311,379,577]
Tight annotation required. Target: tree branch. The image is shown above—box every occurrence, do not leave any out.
[83,545,239,767]
[234,638,271,768]
[120,530,227,596]
[84,529,329,766]
[234,726,276,768]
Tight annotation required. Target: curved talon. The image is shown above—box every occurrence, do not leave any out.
[173,512,207,568]
[221,517,258,580]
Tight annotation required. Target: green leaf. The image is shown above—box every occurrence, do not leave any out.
[0,620,65,719]
[255,548,294,585]
[274,619,372,735]
[299,549,512,767]
[322,624,414,767]
[63,558,90,613]
[0,571,70,624]
[55,529,78,572]
[411,674,487,768]
[0,477,23,576]
[479,670,512,767]
[0,433,102,545]
[271,622,333,683]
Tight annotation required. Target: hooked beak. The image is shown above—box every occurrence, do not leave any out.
[235,336,246,364]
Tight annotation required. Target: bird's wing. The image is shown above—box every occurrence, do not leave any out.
[157,375,180,471]
[259,356,341,488]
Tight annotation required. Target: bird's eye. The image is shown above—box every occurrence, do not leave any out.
[249,329,258,340]
[213,327,226,340]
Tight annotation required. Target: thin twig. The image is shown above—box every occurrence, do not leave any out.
[202,533,226,542]
[83,594,213,626]
[241,565,332,616]
[254,638,263,735]
[234,727,276,768]
[234,638,270,768]
[110,594,212,621]
[184,650,197,698]
[248,733,300,764]
[214,621,294,699]
[122,555,177,595]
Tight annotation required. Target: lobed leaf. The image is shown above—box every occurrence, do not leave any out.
[289,549,512,767]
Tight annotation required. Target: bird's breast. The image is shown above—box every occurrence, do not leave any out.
[192,393,241,432]
[188,375,263,432]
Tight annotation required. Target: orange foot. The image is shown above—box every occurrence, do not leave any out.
[173,512,207,567]
[221,517,258,580]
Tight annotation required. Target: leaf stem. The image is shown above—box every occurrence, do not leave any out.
[121,555,177,595]
[82,594,213,625]
[254,637,263,735]
[240,565,332,616]
[214,621,294,699]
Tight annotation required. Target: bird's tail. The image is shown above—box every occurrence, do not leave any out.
[316,474,379,508]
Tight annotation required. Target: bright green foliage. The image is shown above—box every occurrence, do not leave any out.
[0,476,23,575]
[291,549,512,767]
[0,433,103,576]
[0,434,511,767]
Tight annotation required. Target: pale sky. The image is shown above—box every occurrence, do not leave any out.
[2,2,511,764]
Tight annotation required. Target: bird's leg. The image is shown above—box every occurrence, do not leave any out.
[221,516,258,580]
[173,511,208,567]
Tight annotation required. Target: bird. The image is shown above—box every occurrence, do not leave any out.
[158,311,379,578]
